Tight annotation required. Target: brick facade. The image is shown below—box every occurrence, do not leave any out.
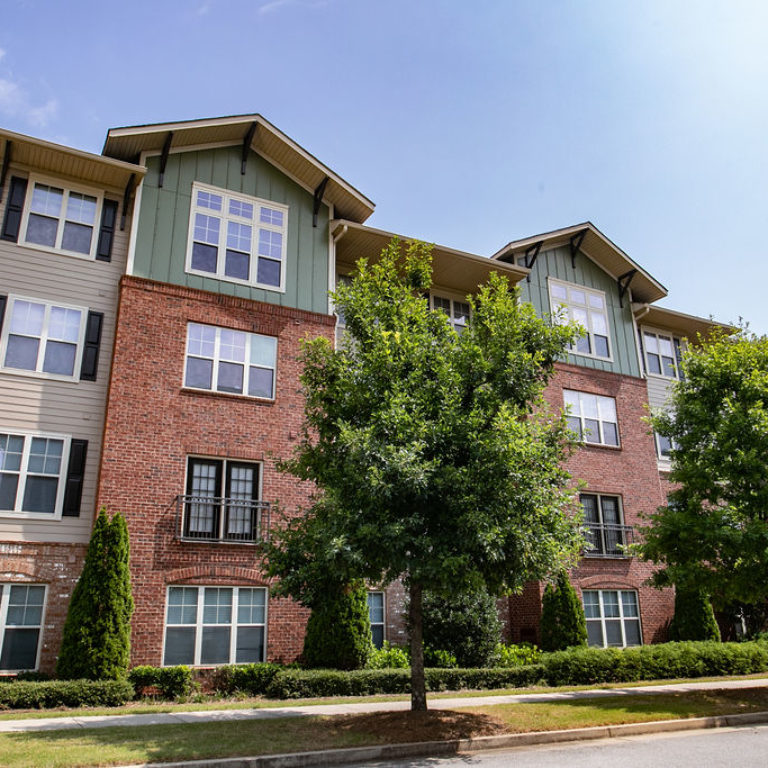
[96,276,334,665]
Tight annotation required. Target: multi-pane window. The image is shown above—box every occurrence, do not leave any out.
[0,584,46,671]
[163,586,266,666]
[23,181,100,257]
[431,295,470,334]
[368,591,385,649]
[1,297,86,378]
[583,590,642,648]
[581,494,626,556]
[184,323,277,399]
[184,457,262,542]
[642,330,683,379]
[0,432,69,517]
[549,279,611,359]
[564,390,619,446]
[655,431,674,460]
[186,183,288,290]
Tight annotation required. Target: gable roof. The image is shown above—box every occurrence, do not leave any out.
[102,114,374,223]
[492,221,667,305]
[636,304,734,341]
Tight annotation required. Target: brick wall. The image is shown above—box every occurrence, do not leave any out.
[97,277,334,666]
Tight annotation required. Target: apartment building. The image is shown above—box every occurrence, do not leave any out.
[0,116,725,671]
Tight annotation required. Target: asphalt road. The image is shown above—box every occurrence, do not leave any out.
[354,724,768,767]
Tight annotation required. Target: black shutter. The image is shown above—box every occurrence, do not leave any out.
[79,311,103,381]
[0,295,6,337]
[62,440,88,517]
[1,176,28,242]
[674,338,684,380]
[637,329,646,373]
[96,199,118,262]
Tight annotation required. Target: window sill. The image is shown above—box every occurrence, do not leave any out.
[185,268,286,294]
[566,350,614,365]
[16,239,99,263]
[0,366,80,384]
[578,441,622,452]
[180,387,275,405]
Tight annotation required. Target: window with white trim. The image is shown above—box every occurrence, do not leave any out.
[583,589,642,647]
[431,295,470,334]
[0,297,87,379]
[581,494,627,556]
[163,586,267,666]
[184,323,277,399]
[368,591,385,649]
[186,183,288,290]
[0,584,46,671]
[549,279,611,359]
[642,330,683,379]
[655,431,675,460]
[0,432,70,517]
[564,390,619,446]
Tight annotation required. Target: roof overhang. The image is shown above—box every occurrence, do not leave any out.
[635,304,734,341]
[492,222,667,305]
[103,114,375,223]
[332,219,529,294]
[0,128,144,190]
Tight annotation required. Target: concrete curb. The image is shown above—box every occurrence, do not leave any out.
[114,710,768,768]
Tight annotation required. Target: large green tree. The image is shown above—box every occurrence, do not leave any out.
[641,331,768,609]
[266,239,583,710]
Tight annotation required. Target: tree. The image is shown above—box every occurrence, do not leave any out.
[421,587,502,668]
[640,331,768,609]
[539,571,588,651]
[57,508,134,680]
[266,239,583,710]
[668,587,721,642]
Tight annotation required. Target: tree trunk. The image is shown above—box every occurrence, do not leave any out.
[408,581,427,711]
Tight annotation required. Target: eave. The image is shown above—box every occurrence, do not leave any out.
[635,304,735,341]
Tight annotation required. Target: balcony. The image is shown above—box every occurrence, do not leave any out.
[583,523,634,558]
[174,495,270,544]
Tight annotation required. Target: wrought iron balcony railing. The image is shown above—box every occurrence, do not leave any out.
[583,523,634,558]
[175,495,270,544]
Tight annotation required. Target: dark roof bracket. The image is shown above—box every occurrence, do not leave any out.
[618,268,638,308]
[121,173,136,231]
[241,121,258,175]
[570,229,587,269]
[0,140,11,204]
[158,131,174,188]
[313,176,330,228]
[523,241,543,282]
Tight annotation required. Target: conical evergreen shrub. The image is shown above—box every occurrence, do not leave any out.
[540,571,588,651]
[57,508,134,679]
[668,587,721,642]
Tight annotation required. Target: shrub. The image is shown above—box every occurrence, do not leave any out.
[492,642,543,667]
[128,666,192,699]
[57,509,134,680]
[540,572,587,652]
[668,588,721,642]
[302,581,372,670]
[0,679,134,709]
[367,642,410,669]
[210,663,282,696]
[424,648,458,668]
[421,588,502,668]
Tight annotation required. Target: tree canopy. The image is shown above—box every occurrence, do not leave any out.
[266,239,583,709]
[641,330,768,608]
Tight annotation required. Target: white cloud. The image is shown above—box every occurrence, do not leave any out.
[0,70,58,128]
[257,0,327,15]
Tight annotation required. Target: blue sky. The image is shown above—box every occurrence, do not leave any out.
[2,0,766,331]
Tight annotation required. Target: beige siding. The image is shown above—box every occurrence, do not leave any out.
[0,169,129,543]
[646,374,675,411]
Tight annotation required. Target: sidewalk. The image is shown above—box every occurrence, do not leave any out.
[2,675,767,734]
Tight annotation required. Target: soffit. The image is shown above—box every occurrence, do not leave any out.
[638,305,734,341]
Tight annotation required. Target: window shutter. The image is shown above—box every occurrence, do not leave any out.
[1,176,28,242]
[0,295,6,337]
[96,199,118,262]
[79,311,104,381]
[637,329,646,373]
[674,338,684,380]
[62,440,88,517]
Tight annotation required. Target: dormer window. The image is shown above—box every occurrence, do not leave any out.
[549,279,611,360]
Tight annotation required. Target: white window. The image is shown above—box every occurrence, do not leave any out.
[643,330,683,379]
[583,589,642,647]
[0,432,70,518]
[184,323,277,400]
[368,591,385,649]
[163,586,267,666]
[655,431,675,461]
[431,295,470,334]
[0,296,87,379]
[21,178,103,259]
[186,183,288,291]
[0,584,46,671]
[581,494,627,557]
[564,390,619,447]
[549,279,611,360]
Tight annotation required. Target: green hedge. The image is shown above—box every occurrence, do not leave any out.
[211,663,282,696]
[543,641,768,686]
[0,679,134,709]
[127,666,192,699]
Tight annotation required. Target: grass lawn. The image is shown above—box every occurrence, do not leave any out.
[1,687,767,768]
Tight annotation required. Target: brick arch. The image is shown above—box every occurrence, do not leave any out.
[165,565,269,586]
[1,566,41,582]
[577,574,638,592]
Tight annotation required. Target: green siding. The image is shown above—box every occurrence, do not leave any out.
[132,146,330,315]
[517,246,641,377]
